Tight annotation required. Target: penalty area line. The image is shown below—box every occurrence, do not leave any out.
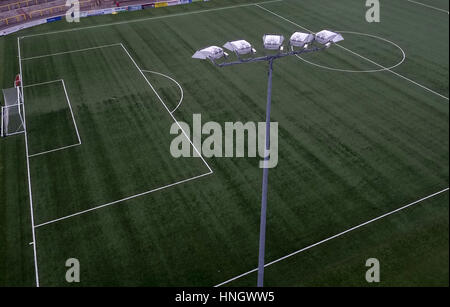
[34,171,213,228]
[21,43,122,61]
[120,43,213,174]
[27,43,214,230]
[214,187,449,287]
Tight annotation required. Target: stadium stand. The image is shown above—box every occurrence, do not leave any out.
[0,0,59,13]
[0,0,96,28]
[0,0,174,30]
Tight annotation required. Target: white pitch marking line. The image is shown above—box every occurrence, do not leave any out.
[406,0,449,14]
[29,242,34,245]
[120,43,213,174]
[255,4,449,102]
[18,37,40,287]
[23,42,213,229]
[336,44,449,101]
[26,79,82,158]
[141,69,184,114]
[61,79,82,145]
[23,79,62,88]
[20,0,284,40]
[28,143,81,158]
[34,171,213,228]
[297,31,406,73]
[21,43,122,61]
[215,187,450,287]
[5,130,25,136]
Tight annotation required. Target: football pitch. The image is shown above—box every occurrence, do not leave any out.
[0,0,448,286]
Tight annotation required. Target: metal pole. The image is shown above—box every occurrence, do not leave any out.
[1,106,4,137]
[205,44,329,288]
[257,58,274,287]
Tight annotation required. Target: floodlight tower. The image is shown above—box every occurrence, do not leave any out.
[193,30,344,287]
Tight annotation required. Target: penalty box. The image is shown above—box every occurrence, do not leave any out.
[20,42,212,226]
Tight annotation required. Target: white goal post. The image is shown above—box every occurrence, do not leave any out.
[1,74,25,137]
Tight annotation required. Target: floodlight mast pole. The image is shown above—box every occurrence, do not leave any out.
[210,47,326,287]
[257,57,273,287]
[196,33,343,286]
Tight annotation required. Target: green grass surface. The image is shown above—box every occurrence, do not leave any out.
[0,0,448,286]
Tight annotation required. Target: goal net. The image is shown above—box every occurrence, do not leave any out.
[1,75,24,137]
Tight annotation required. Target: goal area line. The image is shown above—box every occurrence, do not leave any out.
[24,79,82,158]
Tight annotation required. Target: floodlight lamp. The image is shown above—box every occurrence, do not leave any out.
[263,34,285,50]
[289,32,314,48]
[192,46,225,60]
[314,30,344,45]
[223,40,253,55]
